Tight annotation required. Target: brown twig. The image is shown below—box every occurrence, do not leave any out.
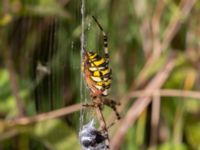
[127,89,200,99]
[7,103,81,126]
[0,38,27,117]
[0,103,81,142]
[152,0,166,59]
[5,88,200,127]
[140,17,152,58]
[150,92,160,149]
[161,0,197,51]
[0,1,27,116]
[111,53,176,150]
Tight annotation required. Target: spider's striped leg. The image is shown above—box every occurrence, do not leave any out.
[103,98,121,120]
[82,101,103,110]
[105,99,121,133]
[102,30,109,64]
[82,103,96,108]
[92,96,110,149]
[92,16,109,64]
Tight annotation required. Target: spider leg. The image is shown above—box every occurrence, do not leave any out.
[82,103,96,108]
[103,98,121,120]
[96,108,110,150]
[90,96,110,149]
[92,16,109,63]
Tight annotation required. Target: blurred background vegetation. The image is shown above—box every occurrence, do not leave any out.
[0,0,200,150]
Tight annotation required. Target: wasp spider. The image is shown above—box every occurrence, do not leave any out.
[82,16,120,119]
[81,16,121,149]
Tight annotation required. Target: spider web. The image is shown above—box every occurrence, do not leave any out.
[12,0,83,144]
[79,0,113,132]
[0,0,111,149]
[80,0,95,130]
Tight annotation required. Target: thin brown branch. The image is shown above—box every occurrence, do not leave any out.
[111,53,176,150]
[6,88,200,127]
[152,0,166,59]
[0,37,27,117]
[150,92,160,149]
[140,18,153,58]
[0,104,81,142]
[7,103,81,126]
[128,89,200,99]
[161,0,197,51]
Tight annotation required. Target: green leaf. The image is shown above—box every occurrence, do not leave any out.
[22,0,70,19]
[185,117,200,149]
[158,142,188,150]
[33,119,79,150]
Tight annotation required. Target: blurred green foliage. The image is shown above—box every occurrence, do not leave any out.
[0,0,200,150]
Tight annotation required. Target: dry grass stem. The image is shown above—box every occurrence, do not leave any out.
[161,0,197,51]
[111,53,176,150]
[0,41,27,117]
[150,92,160,149]
[7,103,81,126]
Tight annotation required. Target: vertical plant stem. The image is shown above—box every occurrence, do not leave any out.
[0,37,27,117]
[149,92,160,149]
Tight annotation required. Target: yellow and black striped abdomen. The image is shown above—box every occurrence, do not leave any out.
[82,51,112,97]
